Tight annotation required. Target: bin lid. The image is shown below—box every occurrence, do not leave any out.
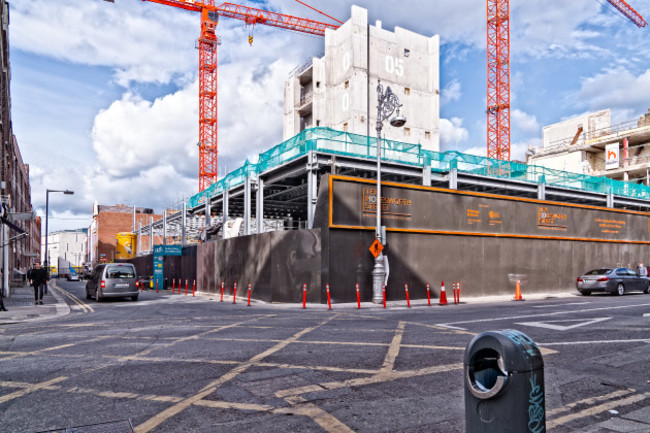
[464,329,544,372]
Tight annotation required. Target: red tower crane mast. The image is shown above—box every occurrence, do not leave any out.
[106,1,338,191]
[486,0,646,163]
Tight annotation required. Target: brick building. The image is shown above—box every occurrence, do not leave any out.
[0,1,38,290]
[88,203,161,266]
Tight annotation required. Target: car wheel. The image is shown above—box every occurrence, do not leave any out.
[580,290,591,296]
[616,283,625,296]
[131,295,138,302]
[645,282,650,294]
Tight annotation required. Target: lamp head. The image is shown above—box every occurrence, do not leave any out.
[390,113,407,128]
[64,190,74,195]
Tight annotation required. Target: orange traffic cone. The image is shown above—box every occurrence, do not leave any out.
[514,280,524,301]
[439,281,448,306]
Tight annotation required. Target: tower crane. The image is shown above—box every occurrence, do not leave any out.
[486,0,647,163]
[105,1,339,191]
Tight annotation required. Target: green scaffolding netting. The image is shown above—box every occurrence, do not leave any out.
[187,127,650,209]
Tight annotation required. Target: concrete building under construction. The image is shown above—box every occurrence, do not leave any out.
[529,108,650,184]
[284,5,440,151]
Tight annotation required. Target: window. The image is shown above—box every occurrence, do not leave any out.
[404,87,410,96]
[342,122,348,132]
[404,127,411,136]
[106,265,135,279]
[344,80,349,89]
[360,116,365,123]
[425,131,431,140]
[316,81,321,88]
[404,48,410,57]
[316,120,320,126]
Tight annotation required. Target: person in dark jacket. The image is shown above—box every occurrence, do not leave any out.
[0,268,6,311]
[29,262,48,305]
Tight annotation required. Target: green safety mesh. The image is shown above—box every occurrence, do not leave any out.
[187,127,650,208]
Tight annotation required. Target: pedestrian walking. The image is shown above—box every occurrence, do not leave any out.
[0,268,7,312]
[29,263,48,305]
[637,262,648,277]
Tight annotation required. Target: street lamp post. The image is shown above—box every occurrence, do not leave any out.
[372,80,406,303]
[44,189,74,272]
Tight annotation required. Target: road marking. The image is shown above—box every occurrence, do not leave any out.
[547,389,635,417]
[0,376,68,404]
[515,317,611,331]
[381,321,405,372]
[538,338,650,346]
[55,287,94,313]
[438,302,650,327]
[644,313,650,317]
[135,314,342,433]
[532,302,590,308]
[547,391,650,428]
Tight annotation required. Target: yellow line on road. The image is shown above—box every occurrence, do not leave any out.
[0,376,67,404]
[381,321,405,372]
[547,391,650,428]
[135,313,342,433]
[547,388,635,417]
[56,287,94,313]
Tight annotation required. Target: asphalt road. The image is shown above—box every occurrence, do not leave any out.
[1,279,649,432]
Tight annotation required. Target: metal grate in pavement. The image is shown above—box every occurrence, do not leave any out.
[37,419,134,433]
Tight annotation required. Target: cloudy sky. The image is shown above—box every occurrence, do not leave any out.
[9,0,650,232]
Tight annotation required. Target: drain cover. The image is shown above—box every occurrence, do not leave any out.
[38,419,134,433]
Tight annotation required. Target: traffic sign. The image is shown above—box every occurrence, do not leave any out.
[369,239,384,258]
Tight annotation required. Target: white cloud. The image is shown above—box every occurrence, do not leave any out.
[440,79,462,106]
[576,67,650,112]
[439,117,469,150]
[512,109,540,133]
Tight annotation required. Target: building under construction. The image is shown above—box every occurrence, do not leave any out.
[128,6,650,303]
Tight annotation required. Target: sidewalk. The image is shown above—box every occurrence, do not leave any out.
[0,280,70,325]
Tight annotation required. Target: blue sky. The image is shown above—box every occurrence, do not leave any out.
[8,0,650,232]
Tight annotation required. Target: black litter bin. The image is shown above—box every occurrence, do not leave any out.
[464,330,545,433]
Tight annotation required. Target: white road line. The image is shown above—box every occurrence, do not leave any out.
[515,317,611,331]
[532,302,590,308]
[537,338,650,346]
[438,302,650,327]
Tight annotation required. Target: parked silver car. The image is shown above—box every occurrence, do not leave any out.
[576,268,650,296]
[86,263,139,302]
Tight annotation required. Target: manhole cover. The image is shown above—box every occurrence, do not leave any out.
[38,419,134,433]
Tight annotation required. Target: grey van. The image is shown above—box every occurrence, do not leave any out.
[86,263,139,302]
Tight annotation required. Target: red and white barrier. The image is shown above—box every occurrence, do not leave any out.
[247,283,252,307]
[185,279,188,296]
[302,283,307,309]
[356,283,361,309]
[192,280,196,297]
[233,282,237,304]
[426,283,431,306]
[382,284,386,309]
[404,283,411,308]
[326,284,332,310]
[220,282,224,302]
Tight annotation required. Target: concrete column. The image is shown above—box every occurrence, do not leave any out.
[449,168,458,190]
[162,211,167,246]
[181,202,187,246]
[244,177,251,235]
[256,178,264,234]
[205,199,211,226]
[422,167,431,186]
[222,191,229,239]
[307,151,318,229]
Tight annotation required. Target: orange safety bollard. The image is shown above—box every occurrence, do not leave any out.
[453,282,457,304]
[220,281,224,302]
[404,283,411,308]
[185,279,188,295]
[247,283,252,307]
[457,282,461,304]
[172,279,175,294]
[302,283,307,309]
[439,281,448,306]
[326,284,332,310]
[382,284,386,309]
[426,283,431,306]
[233,282,237,304]
[156,279,159,293]
[356,283,361,309]
[192,280,196,296]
